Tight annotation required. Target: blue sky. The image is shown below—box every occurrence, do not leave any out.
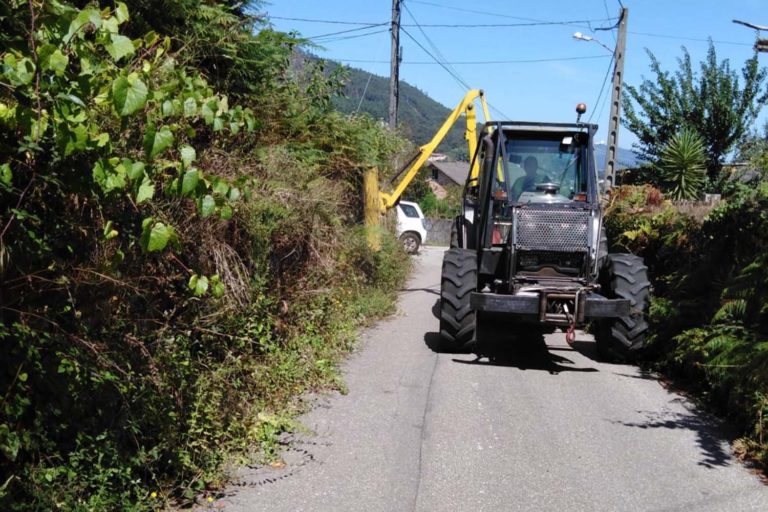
[264,0,768,150]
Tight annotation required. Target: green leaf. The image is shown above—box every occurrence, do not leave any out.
[219,204,233,220]
[39,45,69,75]
[201,102,215,124]
[188,274,209,296]
[227,187,241,202]
[211,275,225,298]
[1,163,13,190]
[103,220,119,240]
[183,97,197,117]
[115,2,130,24]
[143,124,173,159]
[213,117,224,132]
[136,176,154,204]
[200,194,215,218]
[92,159,126,193]
[112,74,148,116]
[181,169,200,196]
[147,222,172,252]
[124,159,145,181]
[107,34,135,61]
[212,178,229,196]
[180,145,196,167]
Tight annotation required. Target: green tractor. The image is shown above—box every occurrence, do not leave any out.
[441,116,650,361]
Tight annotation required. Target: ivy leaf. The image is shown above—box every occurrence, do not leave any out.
[143,124,173,159]
[112,74,148,116]
[92,159,126,193]
[180,145,196,167]
[200,194,215,218]
[136,176,154,204]
[181,168,200,196]
[183,97,197,117]
[0,163,12,191]
[188,274,209,297]
[210,274,225,298]
[115,2,130,24]
[124,159,145,181]
[146,222,172,252]
[107,34,135,61]
[219,204,233,220]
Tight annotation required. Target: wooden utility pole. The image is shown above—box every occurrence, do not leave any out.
[604,7,628,189]
[388,0,401,129]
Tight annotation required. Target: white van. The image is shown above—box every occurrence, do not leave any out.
[396,201,428,254]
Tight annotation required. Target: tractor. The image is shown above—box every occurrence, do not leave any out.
[440,108,650,361]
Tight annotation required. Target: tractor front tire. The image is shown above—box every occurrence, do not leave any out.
[595,253,651,362]
[439,248,477,352]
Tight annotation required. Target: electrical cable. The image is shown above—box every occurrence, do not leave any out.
[399,26,471,90]
[629,31,751,46]
[401,2,471,95]
[407,0,615,30]
[602,0,617,44]
[307,23,389,41]
[587,54,615,124]
[270,16,384,25]
[312,29,389,44]
[334,55,610,65]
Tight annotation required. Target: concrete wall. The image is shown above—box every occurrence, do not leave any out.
[425,218,453,247]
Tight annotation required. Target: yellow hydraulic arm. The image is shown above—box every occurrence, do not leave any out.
[378,89,491,212]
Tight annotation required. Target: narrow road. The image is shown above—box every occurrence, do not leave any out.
[226,247,768,512]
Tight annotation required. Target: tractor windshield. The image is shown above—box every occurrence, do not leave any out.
[497,130,590,204]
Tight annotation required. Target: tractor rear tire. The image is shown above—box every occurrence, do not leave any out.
[439,248,477,352]
[595,253,650,362]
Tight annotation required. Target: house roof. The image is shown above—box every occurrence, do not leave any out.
[427,160,470,185]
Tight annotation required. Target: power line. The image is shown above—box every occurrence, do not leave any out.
[629,31,751,46]
[270,16,384,25]
[311,29,389,44]
[402,2,470,94]
[602,0,617,44]
[334,55,610,65]
[587,54,615,124]
[307,23,388,41]
[399,26,471,90]
[408,0,615,29]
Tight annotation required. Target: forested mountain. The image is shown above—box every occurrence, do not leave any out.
[329,62,470,158]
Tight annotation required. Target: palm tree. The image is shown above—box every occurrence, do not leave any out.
[656,128,707,200]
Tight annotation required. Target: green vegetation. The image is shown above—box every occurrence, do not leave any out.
[605,183,768,467]
[402,170,461,219]
[622,42,768,184]
[0,1,409,509]
[656,128,707,200]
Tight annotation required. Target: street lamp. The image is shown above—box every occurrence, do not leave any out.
[573,32,614,54]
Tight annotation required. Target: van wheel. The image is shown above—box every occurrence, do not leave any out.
[399,232,421,254]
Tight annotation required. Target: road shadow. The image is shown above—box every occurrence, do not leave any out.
[612,399,735,469]
[424,330,598,374]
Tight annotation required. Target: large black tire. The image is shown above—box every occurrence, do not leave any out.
[439,248,477,352]
[595,253,651,362]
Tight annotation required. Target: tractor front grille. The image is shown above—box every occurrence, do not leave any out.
[514,208,590,252]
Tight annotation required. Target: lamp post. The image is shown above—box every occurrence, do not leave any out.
[573,32,614,54]
[732,19,768,52]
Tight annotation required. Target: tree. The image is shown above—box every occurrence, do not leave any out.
[622,42,768,182]
[656,128,707,200]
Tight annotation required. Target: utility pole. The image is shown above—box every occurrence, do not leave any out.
[604,7,628,190]
[388,0,401,129]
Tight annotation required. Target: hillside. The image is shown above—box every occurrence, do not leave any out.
[329,63,470,158]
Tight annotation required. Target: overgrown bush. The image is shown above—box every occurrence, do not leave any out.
[0,1,410,509]
[605,184,768,467]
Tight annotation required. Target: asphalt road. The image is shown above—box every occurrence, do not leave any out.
[225,247,768,512]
